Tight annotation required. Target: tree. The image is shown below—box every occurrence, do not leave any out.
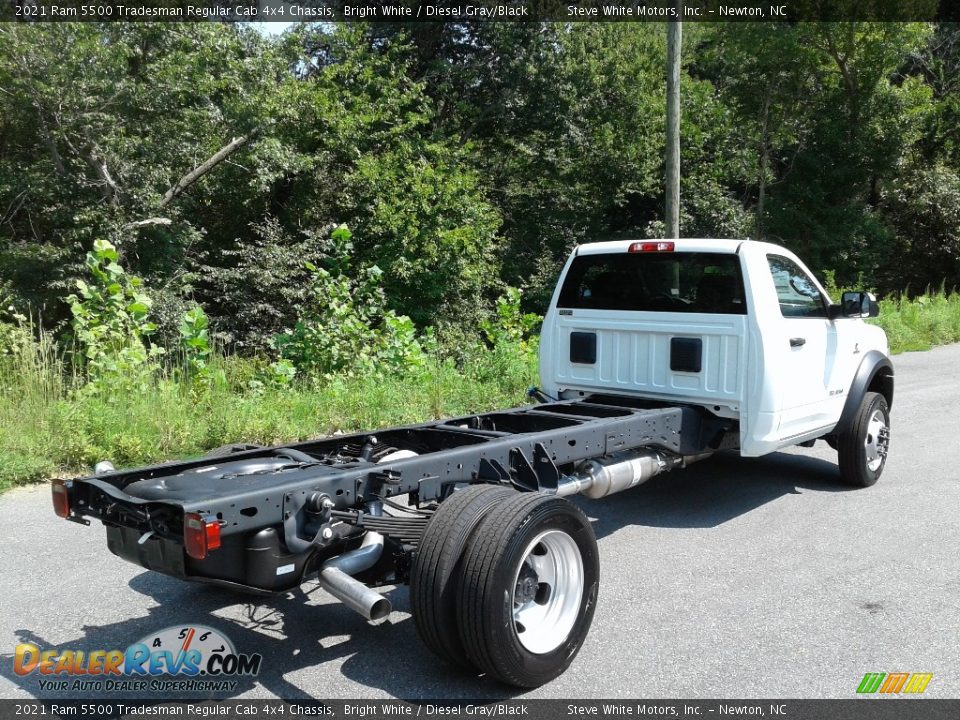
[699,22,934,285]
[272,24,502,330]
[880,165,960,292]
[697,23,818,236]
[0,23,293,324]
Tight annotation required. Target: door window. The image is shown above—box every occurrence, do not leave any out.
[766,255,827,318]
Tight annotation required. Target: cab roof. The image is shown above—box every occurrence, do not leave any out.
[576,238,751,255]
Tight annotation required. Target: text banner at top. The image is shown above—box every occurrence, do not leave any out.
[4,0,957,23]
[0,700,959,720]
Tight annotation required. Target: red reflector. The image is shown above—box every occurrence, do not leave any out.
[51,480,70,519]
[628,241,675,253]
[206,517,221,552]
[184,513,221,560]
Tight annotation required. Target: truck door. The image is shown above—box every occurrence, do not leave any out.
[765,254,845,439]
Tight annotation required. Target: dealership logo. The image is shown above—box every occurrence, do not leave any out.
[856,672,932,694]
[14,624,261,678]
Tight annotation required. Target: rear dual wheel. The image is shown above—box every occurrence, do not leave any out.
[411,484,517,667]
[456,492,599,687]
[411,486,599,687]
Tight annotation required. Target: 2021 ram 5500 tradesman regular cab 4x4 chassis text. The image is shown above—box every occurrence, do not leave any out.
[52,239,893,687]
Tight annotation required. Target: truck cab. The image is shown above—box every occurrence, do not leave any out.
[539,239,892,457]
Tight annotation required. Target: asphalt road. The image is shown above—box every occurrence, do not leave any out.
[1,344,958,701]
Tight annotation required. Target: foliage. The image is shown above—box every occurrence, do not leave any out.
[185,218,328,353]
[3,21,960,338]
[0,332,537,491]
[0,313,32,360]
[698,22,937,287]
[403,24,675,306]
[66,239,163,391]
[178,304,215,386]
[878,164,960,292]
[254,359,298,392]
[0,23,292,324]
[273,226,433,378]
[480,288,542,350]
[283,25,502,330]
[871,289,960,352]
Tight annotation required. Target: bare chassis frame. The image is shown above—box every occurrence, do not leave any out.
[65,395,726,593]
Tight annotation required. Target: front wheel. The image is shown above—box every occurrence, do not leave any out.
[456,493,599,687]
[837,391,890,487]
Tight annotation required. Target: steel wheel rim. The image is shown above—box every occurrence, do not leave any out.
[864,409,889,472]
[511,529,584,654]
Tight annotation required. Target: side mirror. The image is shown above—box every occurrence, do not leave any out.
[833,291,879,319]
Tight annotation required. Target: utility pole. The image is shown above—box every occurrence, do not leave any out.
[665,10,682,239]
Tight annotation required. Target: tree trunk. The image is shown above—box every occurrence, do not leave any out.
[82,142,120,203]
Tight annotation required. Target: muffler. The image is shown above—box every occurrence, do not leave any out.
[557,450,710,498]
[317,531,392,621]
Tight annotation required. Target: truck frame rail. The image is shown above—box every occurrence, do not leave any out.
[59,395,731,594]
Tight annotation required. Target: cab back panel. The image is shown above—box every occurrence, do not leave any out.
[547,312,747,407]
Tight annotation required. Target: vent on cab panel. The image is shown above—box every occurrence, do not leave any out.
[670,337,702,373]
[570,332,597,364]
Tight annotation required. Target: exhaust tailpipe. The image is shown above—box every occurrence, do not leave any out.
[317,531,392,621]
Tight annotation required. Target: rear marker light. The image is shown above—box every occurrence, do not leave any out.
[184,512,221,560]
[628,241,675,253]
[51,479,70,519]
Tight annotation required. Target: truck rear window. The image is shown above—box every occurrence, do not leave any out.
[557,251,747,314]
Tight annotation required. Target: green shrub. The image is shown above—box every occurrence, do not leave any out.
[0,314,32,359]
[247,359,297,394]
[67,239,163,392]
[480,287,542,350]
[178,304,217,387]
[274,226,433,379]
[872,289,960,353]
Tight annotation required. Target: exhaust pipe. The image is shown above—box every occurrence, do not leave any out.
[317,531,392,621]
[557,450,711,499]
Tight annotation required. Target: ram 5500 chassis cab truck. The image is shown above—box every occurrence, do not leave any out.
[52,239,893,688]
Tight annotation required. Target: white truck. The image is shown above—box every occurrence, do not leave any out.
[52,238,892,688]
[540,238,892,474]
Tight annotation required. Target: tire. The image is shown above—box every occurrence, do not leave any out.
[410,484,519,669]
[204,443,263,458]
[837,391,890,487]
[455,493,599,688]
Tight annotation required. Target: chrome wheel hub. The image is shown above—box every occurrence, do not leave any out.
[864,409,889,472]
[512,530,584,654]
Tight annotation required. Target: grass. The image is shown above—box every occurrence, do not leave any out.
[870,290,960,353]
[2,289,959,492]
[0,336,538,491]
